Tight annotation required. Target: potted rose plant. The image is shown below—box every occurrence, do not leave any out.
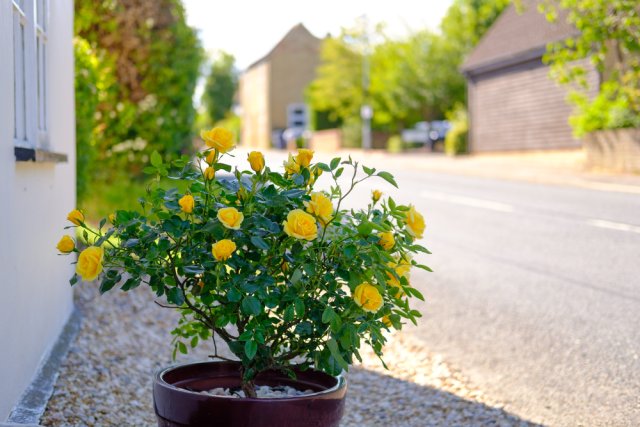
[58,127,430,427]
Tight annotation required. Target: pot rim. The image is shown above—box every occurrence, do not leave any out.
[155,360,346,402]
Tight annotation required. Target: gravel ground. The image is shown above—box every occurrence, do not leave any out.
[41,284,539,426]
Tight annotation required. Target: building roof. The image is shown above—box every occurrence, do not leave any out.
[461,0,577,74]
[245,23,321,71]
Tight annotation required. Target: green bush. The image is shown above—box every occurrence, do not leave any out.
[569,82,640,137]
[445,106,468,155]
[74,38,100,204]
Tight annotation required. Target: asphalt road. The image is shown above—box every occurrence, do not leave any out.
[357,165,640,427]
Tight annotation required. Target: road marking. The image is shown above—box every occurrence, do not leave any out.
[419,191,515,213]
[586,219,640,234]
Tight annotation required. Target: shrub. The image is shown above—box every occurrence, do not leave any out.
[445,106,468,155]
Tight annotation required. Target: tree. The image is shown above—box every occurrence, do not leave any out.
[540,0,640,135]
[201,52,238,125]
[306,29,364,125]
[75,0,203,176]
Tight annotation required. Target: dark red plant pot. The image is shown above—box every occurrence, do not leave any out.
[153,361,347,427]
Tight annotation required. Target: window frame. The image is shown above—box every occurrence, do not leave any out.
[12,0,48,151]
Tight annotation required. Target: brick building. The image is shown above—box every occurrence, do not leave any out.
[461,0,598,152]
[239,24,322,149]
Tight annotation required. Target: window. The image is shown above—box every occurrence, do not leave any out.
[12,0,48,149]
[287,103,307,130]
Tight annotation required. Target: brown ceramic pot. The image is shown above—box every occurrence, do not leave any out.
[153,361,347,427]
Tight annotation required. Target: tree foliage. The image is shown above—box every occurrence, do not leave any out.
[201,51,238,125]
[306,0,509,136]
[540,0,640,135]
[75,0,203,177]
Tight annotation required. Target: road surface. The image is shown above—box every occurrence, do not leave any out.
[360,164,640,426]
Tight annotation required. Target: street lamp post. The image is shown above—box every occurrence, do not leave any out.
[360,14,372,150]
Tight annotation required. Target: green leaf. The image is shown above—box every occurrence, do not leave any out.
[377,171,398,188]
[178,341,188,355]
[69,275,78,286]
[150,151,163,167]
[294,299,305,317]
[216,163,232,172]
[99,278,117,294]
[334,167,344,178]
[245,340,258,360]
[343,244,356,258]
[283,305,295,322]
[406,286,425,301]
[414,263,433,272]
[241,296,262,316]
[362,165,376,175]
[290,268,303,285]
[322,307,336,324]
[183,265,205,274]
[227,288,242,302]
[326,338,349,371]
[357,221,374,236]
[250,236,270,251]
[316,162,331,172]
[330,157,341,170]
[167,287,185,306]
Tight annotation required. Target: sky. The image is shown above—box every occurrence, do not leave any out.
[182,0,454,71]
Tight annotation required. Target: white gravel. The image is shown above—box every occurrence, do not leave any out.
[41,284,540,426]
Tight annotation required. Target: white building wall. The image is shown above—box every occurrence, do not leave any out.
[0,0,75,419]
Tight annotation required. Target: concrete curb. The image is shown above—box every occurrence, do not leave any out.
[4,308,82,425]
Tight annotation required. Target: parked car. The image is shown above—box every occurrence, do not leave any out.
[401,121,451,151]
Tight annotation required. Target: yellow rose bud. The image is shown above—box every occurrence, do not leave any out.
[108,213,116,224]
[295,149,314,168]
[204,166,215,180]
[405,205,425,239]
[377,231,395,251]
[179,194,195,213]
[237,187,248,203]
[372,190,382,202]
[67,209,84,226]
[247,151,265,173]
[76,246,104,282]
[201,127,235,153]
[283,209,318,241]
[382,315,393,327]
[283,154,300,175]
[304,192,333,225]
[217,207,244,230]
[212,239,236,261]
[353,283,383,313]
[56,235,75,253]
[205,150,216,165]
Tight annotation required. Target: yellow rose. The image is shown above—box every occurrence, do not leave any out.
[179,194,195,213]
[67,209,84,225]
[295,149,314,168]
[108,213,116,224]
[76,246,104,281]
[372,190,382,202]
[247,151,265,173]
[377,231,395,251]
[56,235,75,253]
[405,205,425,239]
[386,257,411,297]
[200,127,235,153]
[212,239,236,261]
[353,283,383,313]
[304,192,333,224]
[283,154,300,175]
[205,150,216,165]
[217,207,244,230]
[204,166,215,180]
[283,209,318,241]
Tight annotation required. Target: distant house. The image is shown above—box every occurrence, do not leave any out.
[461,0,598,152]
[1,0,75,420]
[239,24,321,149]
